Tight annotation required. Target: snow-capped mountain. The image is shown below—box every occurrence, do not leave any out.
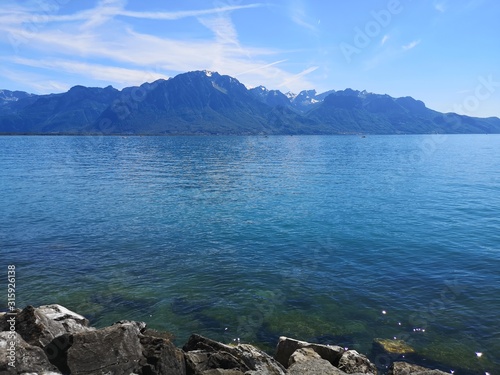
[1,70,499,135]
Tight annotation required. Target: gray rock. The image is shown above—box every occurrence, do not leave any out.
[389,361,449,375]
[236,344,286,375]
[183,334,285,375]
[288,358,347,375]
[140,333,186,375]
[0,331,61,374]
[184,349,249,374]
[67,321,144,375]
[202,370,246,375]
[337,350,377,375]
[184,350,211,372]
[288,347,322,366]
[274,336,345,368]
[0,305,93,348]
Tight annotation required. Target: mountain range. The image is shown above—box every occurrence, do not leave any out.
[1,70,499,135]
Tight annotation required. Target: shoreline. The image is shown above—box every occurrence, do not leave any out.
[0,304,474,375]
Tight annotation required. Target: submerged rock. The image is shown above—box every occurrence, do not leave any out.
[373,338,415,354]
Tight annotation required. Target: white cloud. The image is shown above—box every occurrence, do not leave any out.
[0,1,317,94]
[198,14,240,47]
[79,0,126,30]
[434,1,447,12]
[0,66,70,93]
[7,57,168,87]
[402,39,421,50]
[0,2,263,25]
[381,35,390,46]
[278,66,319,87]
[289,1,319,33]
[235,59,288,77]
[119,4,263,20]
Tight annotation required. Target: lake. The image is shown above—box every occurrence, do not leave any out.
[1,134,499,374]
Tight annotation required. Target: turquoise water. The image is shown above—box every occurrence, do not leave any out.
[1,135,499,374]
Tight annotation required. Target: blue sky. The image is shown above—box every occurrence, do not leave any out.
[1,0,499,117]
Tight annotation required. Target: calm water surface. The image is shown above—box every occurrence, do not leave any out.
[1,135,499,374]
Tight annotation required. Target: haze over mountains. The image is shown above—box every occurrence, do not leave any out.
[1,70,499,135]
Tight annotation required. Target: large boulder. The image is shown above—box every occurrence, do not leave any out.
[337,350,377,375]
[288,347,322,366]
[0,305,93,348]
[183,334,285,375]
[389,361,449,375]
[274,336,345,368]
[0,331,61,374]
[140,332,186,375]
[66,321,145,374]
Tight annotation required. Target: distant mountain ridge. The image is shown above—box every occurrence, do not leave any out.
[1,70,499,135]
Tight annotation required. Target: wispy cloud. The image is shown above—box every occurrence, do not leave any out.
[279,66,319,87]
[0,66,70,93]
[80,0,126,30]
[6,57,168,86]
[289,1,319,33]
[0,2,264,25]
[198,14,240,47]
[0,2,316,93]
[381,34,390,46]
[119,4,263,20]
[235,59,288,77]
[402,39,421,50]
[433,1,447,13]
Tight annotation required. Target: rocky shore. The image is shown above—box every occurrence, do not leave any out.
[1,304,449,375]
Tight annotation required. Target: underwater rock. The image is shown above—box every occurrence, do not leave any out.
[388,361,449,375]
[373,338,415,354]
